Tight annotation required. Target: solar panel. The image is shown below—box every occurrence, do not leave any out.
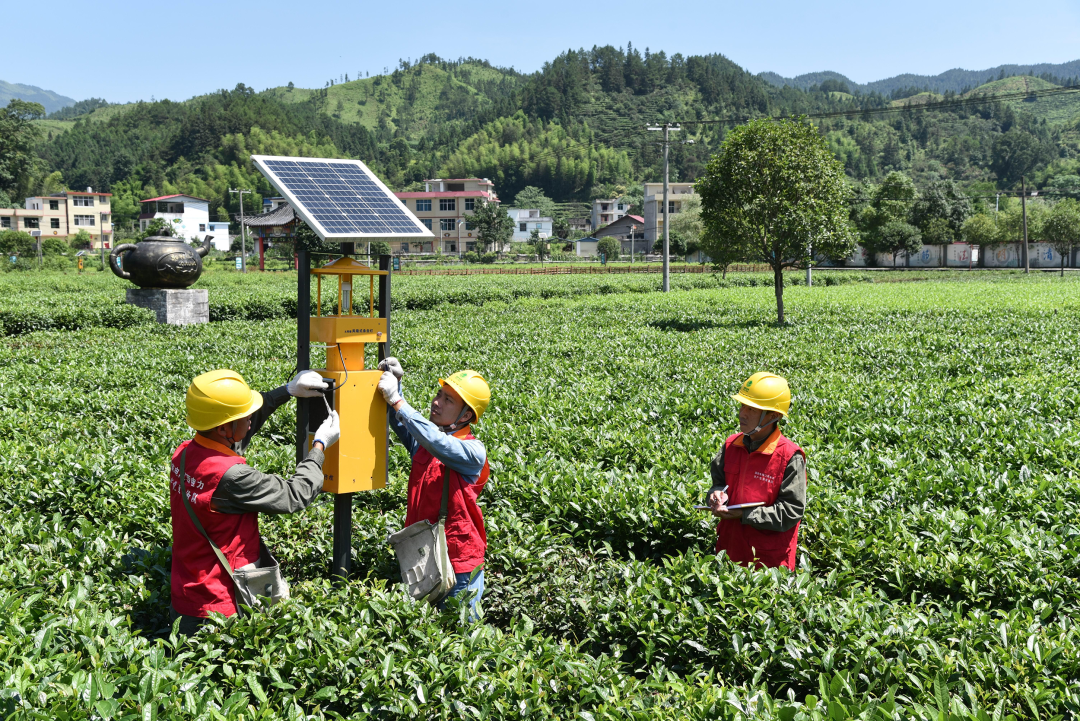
[251,155,433,240]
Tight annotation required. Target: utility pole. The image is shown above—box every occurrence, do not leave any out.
[806,242,813,287]
[100,211,109,268]
[229,188,252,273]
[647,123,692,292]
[1021,177,1029,273]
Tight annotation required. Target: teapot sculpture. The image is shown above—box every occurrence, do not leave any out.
[110,233,213,289]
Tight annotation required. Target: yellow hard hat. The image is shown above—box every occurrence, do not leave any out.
[186,369,264,431]
[439,370,490,421]
[732,372,791,417]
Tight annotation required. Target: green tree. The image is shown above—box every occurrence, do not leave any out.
[697,118,856,323]
[368,240,391,258]
[920,217,955,246]
[653,229,687,256]
[1047,174,1080,199]
[961,213,1002,247]
[0,99,44,197]
[469,199,514,252]
[991,129,1050,187]
[871,221,923,267]
[513,186,556,219]
[667,193,703,254]
[1043,198,1080,276]
[41,236,68,256]
[597,236,620,261]
[911,180,972,239]
[0,230,35,257]
[71,229,93,249]
[529,228,548,260]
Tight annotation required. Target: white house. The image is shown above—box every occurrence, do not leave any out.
[507,208,553,241]
[139,194,231,251]
[591,198,629,231]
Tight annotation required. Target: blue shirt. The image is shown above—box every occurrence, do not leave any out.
[388,400,486,484]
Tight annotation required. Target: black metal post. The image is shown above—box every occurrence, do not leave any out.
[331,243,357,585]
[296,249,310,464]
[332,495,352,583]
[378,254,392,487]
[378,254,392,361]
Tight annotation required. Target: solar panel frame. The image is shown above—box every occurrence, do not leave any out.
[251,155,434,240]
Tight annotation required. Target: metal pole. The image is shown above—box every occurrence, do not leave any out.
[332,494,352,583]
[230,188,250,273]
[806,243,812,287]
[1021,177,1029,274]
[662,124,670,292]
[99,211,106,268]
[295,249,310,465]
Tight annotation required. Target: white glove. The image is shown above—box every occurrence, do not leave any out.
[314,410,340,449]
[378,356,404,379]
[287,370,328,398]
[377,371,402,406]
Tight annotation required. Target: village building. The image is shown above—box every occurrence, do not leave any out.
[643,182,696,243]
[591,197,629,231]
[139,194,230,250]
[0,189,113,249]
[395,178,498,255]
[594,214,646,256]
[506,208,553,241]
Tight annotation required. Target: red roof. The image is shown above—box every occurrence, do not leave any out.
[629,215,644,223]
[140,194,209,203]
[396,191,496,199]
[425,178,494,185]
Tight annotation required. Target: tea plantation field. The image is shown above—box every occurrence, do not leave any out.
[1,272,1078,719]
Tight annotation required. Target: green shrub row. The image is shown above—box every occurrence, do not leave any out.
[2,281,1079,717]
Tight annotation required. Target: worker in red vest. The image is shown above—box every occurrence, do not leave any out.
[377,359,491,615]
[169,368,340,636]
[707,372,806,570]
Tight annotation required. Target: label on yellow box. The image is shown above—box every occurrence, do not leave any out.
[310,317,388,345]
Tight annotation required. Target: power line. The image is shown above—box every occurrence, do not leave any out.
[675,84,1080,127]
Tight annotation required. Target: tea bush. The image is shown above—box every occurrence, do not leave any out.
[1,275,1078,719]
[0,269,882,335]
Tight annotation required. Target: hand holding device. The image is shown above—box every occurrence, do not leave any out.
[377,371,403,406]
[378,357,404,380]
[314,410,340,449]
[288,370,329,398]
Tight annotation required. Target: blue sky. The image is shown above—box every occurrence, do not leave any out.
[11,0,1080,103]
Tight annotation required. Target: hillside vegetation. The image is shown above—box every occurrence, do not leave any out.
[7,49,1080,233]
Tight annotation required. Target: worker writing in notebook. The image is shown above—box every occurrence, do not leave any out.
[706,372,806,570]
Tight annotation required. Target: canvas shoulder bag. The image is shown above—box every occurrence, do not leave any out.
[176,448,290,617]
[387,467,455,605]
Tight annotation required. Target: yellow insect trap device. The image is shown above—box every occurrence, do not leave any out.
[307,256,390,495]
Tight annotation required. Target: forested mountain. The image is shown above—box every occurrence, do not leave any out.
[760,59,1080,96]
[6,47,1080,234]
[0,80,76,115]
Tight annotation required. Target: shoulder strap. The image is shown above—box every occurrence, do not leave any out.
[177,447,244,617]
[439,465,450,521]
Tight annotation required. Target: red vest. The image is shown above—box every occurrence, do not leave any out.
[170,435,257,617]
[715,429,804,570]
[404,429,490,574]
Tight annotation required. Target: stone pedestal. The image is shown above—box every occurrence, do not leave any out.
[126,288,209,325]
